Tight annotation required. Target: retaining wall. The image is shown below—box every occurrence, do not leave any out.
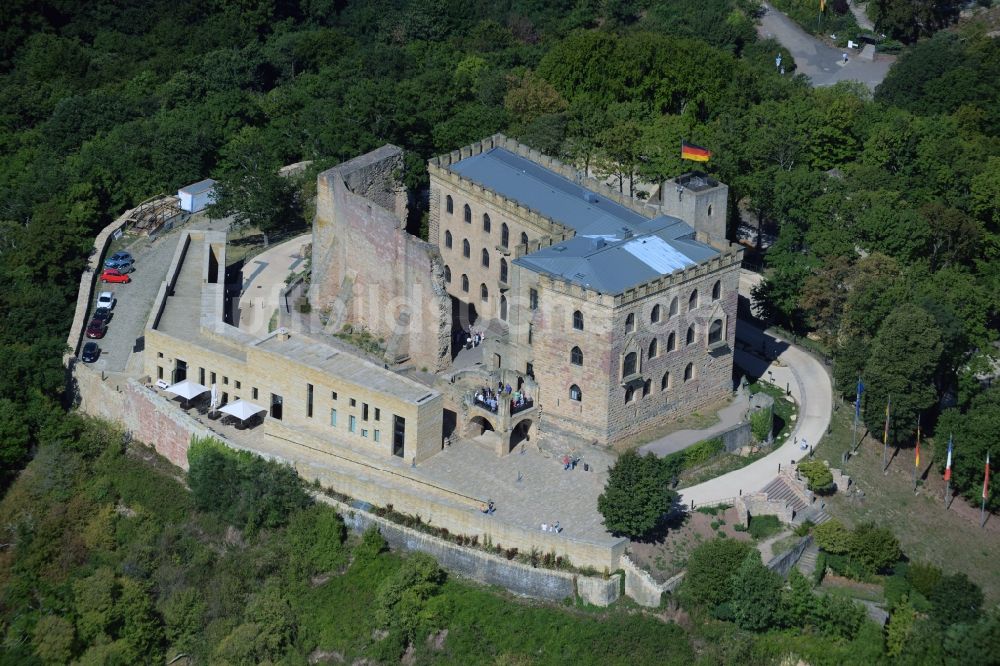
[620,555,684,607]
[765,535,813,578]
[318,493,621,606]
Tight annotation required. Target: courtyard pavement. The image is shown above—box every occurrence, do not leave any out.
[236,234,311,336]
[758,1,894,90]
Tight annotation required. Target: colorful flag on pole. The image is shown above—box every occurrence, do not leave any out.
[944,435,953,481]
[681,141,712,162]
[984,452,991,501]
[820,0,826,11]
[915,420,921,469]
[883,397,891,445]
[855,378,864,420]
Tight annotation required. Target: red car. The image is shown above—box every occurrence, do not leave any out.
[100,268,131,284]
[86,318,107,339]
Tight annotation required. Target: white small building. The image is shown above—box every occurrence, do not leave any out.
[177,179,217,213]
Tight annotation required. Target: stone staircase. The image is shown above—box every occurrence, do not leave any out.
[796,541,820,578]
[760,473,831,525]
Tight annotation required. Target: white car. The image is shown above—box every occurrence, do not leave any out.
[97,291,115,310]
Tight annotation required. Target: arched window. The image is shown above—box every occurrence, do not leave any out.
[571,346,583,366]
[684,363,695,381]
[712,280,721,301]
[709,319,724,344]
[500,258,508,283]
[622,352,637,378]
[624,386,634,404]
[446,195,453,214]
[625,313,635,333]
[643,379,651,397]
[651,304,661,323]
[445,230,453,249]
[707,203,713,217]
[483,213,491,233]
[444,265,451,282]
[648,338,658,359]
[689,290,699,310]
[481,248,490,268]
[686,325,696,345]
[461,274,469,292]
[501,223,509,248]
[661,371,670,391]
[462,239,470,258]
[573,310,584,331]
[669,297,678,317]
[569,384,582,402]
[520,232,528,246]
[500,295,507,320]
[667,332,676,352]
[480,283,489,302]
[463,204,471,223]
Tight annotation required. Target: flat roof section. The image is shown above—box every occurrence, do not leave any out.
[179,178,216,195]
[449,148,651,237]
[255,333,438,405]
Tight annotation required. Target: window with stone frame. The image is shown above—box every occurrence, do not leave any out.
[529,288,538,310]
[712,279,721,301]
[689,289,699,310]
[461,274,469,292]
[569,384,582,401]
[669,297,678,317]
[686,325,696,345]
[661,371,670,391]
[651,304,661,323]
[500,258,508,283]
[708,319,724,344]
[480,283,489,302]
[483,213,491,233]
[481,248,490,268]
[446,195,453,214]
[463,238,470,257]
[501,223,510,248]
[500,295,507,320]
[444,265,451,282]
[463,203,471,223]
[624,386,635,404]
[573,310,584,331]
[667,331,676,351]
[520,232,528,246]
[622,351,637,378]
[570,346,583,366]
[648,338,658,358]
[684,363,694,381]
[445,230,452,248]
[642,379,651,397]
[625,312,635,333]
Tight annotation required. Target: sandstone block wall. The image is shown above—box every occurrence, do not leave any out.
[311,146,450,372]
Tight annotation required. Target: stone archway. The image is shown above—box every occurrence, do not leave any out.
[467,415,495,438]
[509,419,533,453]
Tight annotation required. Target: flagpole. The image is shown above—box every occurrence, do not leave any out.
[913,413,920,492]
[851,376,859,454]
[944,433,952,507]
[882,396,891,473]
[982,451,991,528]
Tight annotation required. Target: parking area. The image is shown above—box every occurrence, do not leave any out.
[80,214,229,374]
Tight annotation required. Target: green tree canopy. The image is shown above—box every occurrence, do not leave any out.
[597,451,677,539]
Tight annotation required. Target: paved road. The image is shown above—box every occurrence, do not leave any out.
[759,2,894,90]
[678,323,833,507]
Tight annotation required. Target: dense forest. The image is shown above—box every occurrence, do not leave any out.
[0,0,999,661]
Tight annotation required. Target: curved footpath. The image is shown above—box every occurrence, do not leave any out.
[678,323,833,507]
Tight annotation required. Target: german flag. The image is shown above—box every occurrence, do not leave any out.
[681,141,712,162]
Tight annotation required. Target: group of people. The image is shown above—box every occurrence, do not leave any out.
[473,382,532,414]
[479,499,496,515]
[540,521,561,533]
[453,327,487,351]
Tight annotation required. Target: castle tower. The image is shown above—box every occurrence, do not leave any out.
[659,172,729,250]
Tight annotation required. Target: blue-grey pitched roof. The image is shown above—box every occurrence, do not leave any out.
[449,147,720,294]
[449,148,650,237]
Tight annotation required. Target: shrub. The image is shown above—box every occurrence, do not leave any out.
[747,514,782,540]
[681,538,754,609]
[286,504,347,577]
[849,522,901,574]
[355,526,388,561]
[750,408,772,442]
[813,519,852,554]
[374,553,446,642]
[798,460,835,493]
[731,552,783,631]
[906,561,943,598]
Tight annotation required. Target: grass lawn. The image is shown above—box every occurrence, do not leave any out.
[813,402,1000,603]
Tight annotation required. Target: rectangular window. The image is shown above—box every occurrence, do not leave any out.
[362,403,369,421]
[235,380,241,389]
[306,383,314,418]
[199,367,205,385]
[374,429,380,442]
[529,288,539,310]
[157,366,163,379]
[362,429,368,438]
[392,415,406,458]
[330,408,337,426]
[210,372,217,385]
[374,408,381,421]
[157,351,164,358]
[270,393,283,420]
[331,390,338,400]
[223,376,229,385]
[252,387,258,400]
[350,398,356,407]
[349,415,356,433]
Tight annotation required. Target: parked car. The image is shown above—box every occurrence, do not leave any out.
[104,251,134,269]
[97,291,115,310]
[86,318,107,339]
[81,342,101,363]
[100,269,130,283]
[92,307,112,324]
